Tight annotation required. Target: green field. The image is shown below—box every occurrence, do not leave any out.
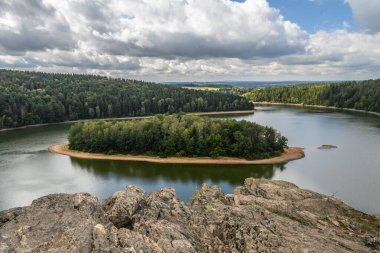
[183,86,221,91]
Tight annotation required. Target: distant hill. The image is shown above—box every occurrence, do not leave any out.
[0,69,253,129]
[245,79,380,113]
[163,80,330,88]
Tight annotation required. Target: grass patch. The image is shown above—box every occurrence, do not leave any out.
[344,211,380,234]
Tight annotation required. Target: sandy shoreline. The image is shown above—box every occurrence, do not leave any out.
[49,144,305,165]
[0,110,257,133]
[252,102,380,117]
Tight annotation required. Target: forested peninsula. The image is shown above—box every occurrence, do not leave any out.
[68,114,288,160]
[0,70,253,129]
[245,79,380,113]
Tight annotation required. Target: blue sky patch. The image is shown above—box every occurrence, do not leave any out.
[232,0,354,33]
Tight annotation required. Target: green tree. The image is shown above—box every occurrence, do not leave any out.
[68,114,288,160]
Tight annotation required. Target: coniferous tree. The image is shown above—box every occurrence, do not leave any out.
[68,114,288,160]
[0,69,254,129]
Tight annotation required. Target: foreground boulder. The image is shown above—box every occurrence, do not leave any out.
[0,179,379,252]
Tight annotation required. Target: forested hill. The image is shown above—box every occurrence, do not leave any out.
[245,79,380,113]
[0,70,253,129]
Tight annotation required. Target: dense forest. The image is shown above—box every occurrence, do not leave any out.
[68,114,288,160]
[0,69,253,129]
[245,79,380,112]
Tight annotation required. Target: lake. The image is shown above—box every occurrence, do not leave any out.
[1,106,379,214]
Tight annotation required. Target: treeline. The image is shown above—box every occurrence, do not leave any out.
[68,114,288,160]
[0,69,253,129]
[244,79,380,112]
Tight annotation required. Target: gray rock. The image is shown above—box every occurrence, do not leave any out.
[103,185,146,228]
[0,179,379,253]
[0,193,106,252]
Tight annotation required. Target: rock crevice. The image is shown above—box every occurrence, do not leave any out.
[1,178,379,252]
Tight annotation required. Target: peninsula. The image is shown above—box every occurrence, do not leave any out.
[61,114,299,164]
[49,144,305,165]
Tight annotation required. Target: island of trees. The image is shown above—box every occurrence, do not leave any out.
[245,79,380,113]
[0,69,253,129]
[68,114,288,160]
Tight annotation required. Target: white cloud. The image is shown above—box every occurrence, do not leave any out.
[0,0,379,81]
[345,0,380,34]
[44,0,308,59]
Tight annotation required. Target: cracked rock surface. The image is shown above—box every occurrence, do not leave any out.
[0,178,379,252]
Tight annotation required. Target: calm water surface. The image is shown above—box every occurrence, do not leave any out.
[1,106,379,214]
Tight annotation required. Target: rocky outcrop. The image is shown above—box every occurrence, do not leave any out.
[0,193,106,252]
[0,179,379,253]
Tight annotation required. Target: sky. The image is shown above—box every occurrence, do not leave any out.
[0,0,379,82]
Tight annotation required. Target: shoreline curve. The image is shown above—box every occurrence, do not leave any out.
[0,110,257,133]
[252,102,380,117]
[49,144,305,165]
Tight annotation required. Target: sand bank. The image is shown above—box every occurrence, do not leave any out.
[318,145,337,149]
[49,144,304,165]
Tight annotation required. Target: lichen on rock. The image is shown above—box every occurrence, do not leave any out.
[0,179,379,252]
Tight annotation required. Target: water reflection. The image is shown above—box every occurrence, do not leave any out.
[70,158,285,185]
[1,106,380,213]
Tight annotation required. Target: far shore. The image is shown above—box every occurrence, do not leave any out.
[49,144,305,165]
[0,110,257,133]
[188,109,258,116]
[252,102,380,117]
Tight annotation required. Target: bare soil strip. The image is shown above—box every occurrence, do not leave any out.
[49,144,305,165]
